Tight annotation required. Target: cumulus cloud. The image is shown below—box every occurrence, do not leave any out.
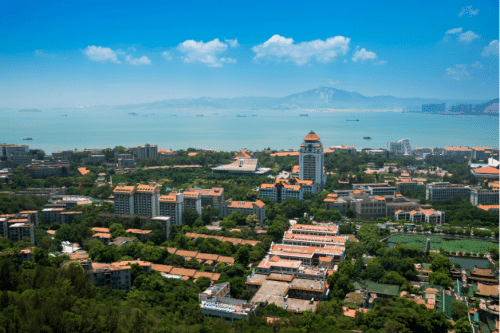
[352,47,377,62]
[177,38,232,67]
[161,51,173,61]
[84,46,119,63]
[458,30,480,43]
[458,5,479,17]
[327,79,340,85]
[224,39,239,47]
[445,27,463,35]
[445,64,470,81]
[470,61,483,69]
[374,60,388,65]
[481,40,499,57]
[125,55,151,65]
[252,34,350,66]
[220,57,237,64]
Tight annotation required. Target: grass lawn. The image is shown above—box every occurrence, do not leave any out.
[387,235,496,253]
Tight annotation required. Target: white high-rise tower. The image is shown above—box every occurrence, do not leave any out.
[299,131,326,193]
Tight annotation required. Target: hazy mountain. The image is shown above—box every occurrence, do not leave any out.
[114,87,496,111]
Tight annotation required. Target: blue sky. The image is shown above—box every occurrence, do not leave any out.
[0,0,498,108]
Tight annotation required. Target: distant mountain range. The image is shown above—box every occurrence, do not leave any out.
[115,87,498,113]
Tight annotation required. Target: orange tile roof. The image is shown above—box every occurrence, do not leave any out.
[113,185,135,194]
[303,131,320,141]
[159,194,179,202]
[254,200,265,208]
[136,184,158,192]
[187,152,198,156]
[260,183,276,189]
[170,267,197,277]
[78,167,91,176]
[46,230,56,235]
[477,205,499,211]
[353,190,362,194]
[292,165,299,173]
[295,179,313,186]
[283,184,301,191]
[151,264,173,273]
[443,147,471,151]
[473,166,499,174]
[126,229,152,235]
[92,227,110,233]
[270,151,300,157]
[92,233,111,238]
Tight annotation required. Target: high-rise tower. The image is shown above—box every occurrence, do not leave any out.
[299,131,326,193]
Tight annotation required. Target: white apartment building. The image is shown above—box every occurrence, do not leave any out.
[159,192,184,225]
[113,184,136,215]
[470,188,499,206]
[299,131,326,193]
[387,139,412,155]
[182,191,202,215]
[134,183,160,217]
[219,199,266,224]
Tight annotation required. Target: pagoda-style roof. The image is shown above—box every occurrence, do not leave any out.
[303,131,321,141]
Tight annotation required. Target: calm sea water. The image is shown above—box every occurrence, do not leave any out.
[1,109,498,154]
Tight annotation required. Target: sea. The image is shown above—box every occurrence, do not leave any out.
[1,109,498,154]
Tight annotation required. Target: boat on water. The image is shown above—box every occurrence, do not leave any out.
[299,114,308,116]
[23,138,33,141]
[363,136,372,140]
[196,115,203,117]
[237,115,247,117]
[61,114,68,117]
[128,112,138,116]
[251,114,257,116]
[346,119,359,121]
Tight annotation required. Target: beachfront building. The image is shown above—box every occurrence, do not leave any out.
[387,139,412,156]
[443,147,473,163]
[219,199,266,224]
[299,131,327,193]
[328,145,357,155]
[0,144,29,157]
[137,143,158,159]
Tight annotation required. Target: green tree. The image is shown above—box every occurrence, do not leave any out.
[182,209,200,227]
[429,271,453,288]
[246,214,259,230]
[451,300,469,319]
[235,247,250,267]
[454,317,472,333]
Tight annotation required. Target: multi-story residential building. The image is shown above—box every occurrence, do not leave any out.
[182,191,202,215]
[412,147,433,159]
[0,144,29,157]
[442,147,473,163]
[470,188,499,206]
[281,184,303,202]
[150,216,172,237]
[328,145,357,155]
[7,221,35,243]
[18,211,39,227]
[52,150,74,159]
[191,187,225,208]
[24,164,70,178]
[269,243,344,266]
[471,147,495,161]
[352,194,387,220]
[86,154,106,164]
[137,143,158,159]
[118,158,135,167]
[259,178,313,203]
[41,207,66,223]
[58,211,84,224]
[126,229,152,242]
[134,183,160,217]
[88,263,132,291]
[299,131,326,193]
[387,139,412,155]
[219,199,266,224]
[395,180,425,193]
[425,182,471,201]
[159,191,184,225]
[113,184,136,215]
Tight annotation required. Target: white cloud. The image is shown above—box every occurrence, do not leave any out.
[327,79,340,85]
[458,30,480,43]
[252,34,350,66]
[161,51,173,61]
[374,60,388,65]
[481,40,499,57]
[34,49,56,58]
[458,5,479,17]
[352,47,377,62]
[84,45,119,63]
[220,57,237,64]
[177,38,229,67]
[445,64,470,81]
[445,27,463,35]
[470,61,483,69]
[125,55,151,65]
[224,39,239,47]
